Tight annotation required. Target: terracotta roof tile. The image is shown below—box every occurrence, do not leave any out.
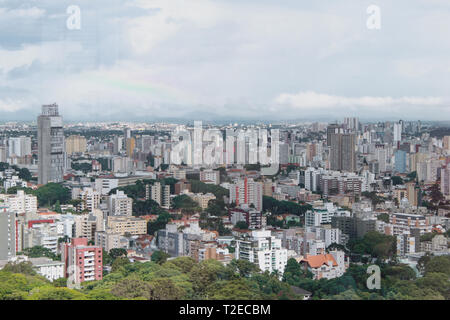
[302,254,337,268]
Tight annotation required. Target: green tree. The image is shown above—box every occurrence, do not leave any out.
[391,176,404,186]
[235,221,249,230]
[189,260,227,298]
[424,255,450,276]
[147,212,172,235]
[111,257,131,273]
[208,279,261,300]
[18,246,59,261]
[18,168,32,181]
[2,261,37,276]
[172,195,201,214]
[34,183,71,207]
[28,286,87,300]
[149,278,185,300]
[151,251,170,265]
[111,278,152,299]
[227,259,259,278]
[109,248,128,260]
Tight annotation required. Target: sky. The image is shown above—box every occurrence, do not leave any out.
[0,0,449,122]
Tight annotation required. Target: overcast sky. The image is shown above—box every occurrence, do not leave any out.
[0,0,449,122]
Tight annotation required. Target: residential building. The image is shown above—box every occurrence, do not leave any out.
[235,229,288,275]
[229,178,263,212]
[62,238,103,284]
[108,190,133,216]
[106,216,147,235]
[65,135,87,155]
[146,182,170,209]
[0,206,16,260]
[300,250,348,280]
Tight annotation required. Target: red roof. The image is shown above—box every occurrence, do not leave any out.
[302,254,338,268]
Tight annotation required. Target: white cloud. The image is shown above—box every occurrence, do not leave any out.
[274,91,445,109]
[0,98,26,112]
[0,42,83,74]
[1,1,450,121]
[0,6,45,18]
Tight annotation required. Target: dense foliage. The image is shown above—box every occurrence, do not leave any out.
[1,253,449,300]
[263,196,312,216]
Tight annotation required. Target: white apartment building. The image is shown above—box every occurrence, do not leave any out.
[1,190,37,214]
[305,204,351,227]
[8,136,32,157]
[235,229,288,275]
[108,190,133,216]
[78,188,101,213]
[95,178,119,195]
[30,257,65,282]
[3,176,27,192]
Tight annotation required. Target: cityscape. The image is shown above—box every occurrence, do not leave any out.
[0,106,449,301]
[0,0,449,306]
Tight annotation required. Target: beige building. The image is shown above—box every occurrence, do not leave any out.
[443,136,450,150]
[107,216,147,235]
[187,192,216,209]
[146,182,170,209]
[74,209,105,242]
[95,230,129,251]
[263,179,273,197]
[65,135,87,155]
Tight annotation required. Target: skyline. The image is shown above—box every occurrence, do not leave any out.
[0,0,449,121]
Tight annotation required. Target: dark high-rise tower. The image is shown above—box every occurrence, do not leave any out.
[38,104,65,184]
[328,125,356,172]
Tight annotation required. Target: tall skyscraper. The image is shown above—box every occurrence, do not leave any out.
[344,117,360,132]
[326,123,341,147]
[394,150,407,173]
[126,137,135,158]
[394,121,402,143]
[38,104,65,185]
[328,126,356,172]
[441,167,450,197]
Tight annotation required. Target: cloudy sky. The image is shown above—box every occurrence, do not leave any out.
[0,0,449,122]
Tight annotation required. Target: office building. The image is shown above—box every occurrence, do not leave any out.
[394,150,407,174]
[328,127,356,172]
[38,104,65,184]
